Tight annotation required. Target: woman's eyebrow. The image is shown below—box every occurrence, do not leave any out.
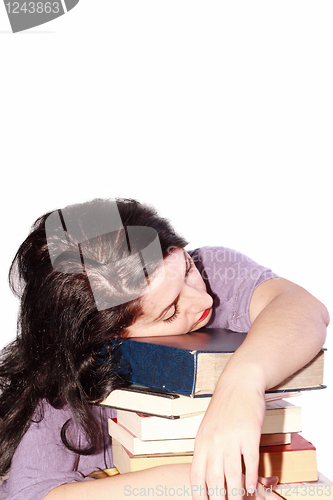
[153,294,180,322]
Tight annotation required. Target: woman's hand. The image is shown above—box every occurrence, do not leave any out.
[256,477,280,500]
[190,366,267,500]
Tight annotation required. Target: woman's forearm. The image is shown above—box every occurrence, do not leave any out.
[45,464,193,500]
[44,466,281,500]
[225,278,329,392]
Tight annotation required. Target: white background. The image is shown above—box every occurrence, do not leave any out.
[0,0,332,479]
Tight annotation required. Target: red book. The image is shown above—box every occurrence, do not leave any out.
[259,433,317,484]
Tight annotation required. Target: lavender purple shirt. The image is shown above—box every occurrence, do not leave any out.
[0,246,278,500]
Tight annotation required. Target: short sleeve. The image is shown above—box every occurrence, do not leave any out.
[189,246,279,332]
[0,402,115,500]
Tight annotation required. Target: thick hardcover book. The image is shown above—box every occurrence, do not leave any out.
[116,409,205,440]
[100,385,212,418]
[100,384,301,419]
[108,418,196,454]
[115,399,301,441]
[112,438,193,473]
[111,328,325,396]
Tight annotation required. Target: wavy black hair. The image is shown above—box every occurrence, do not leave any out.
[0,198,187,477]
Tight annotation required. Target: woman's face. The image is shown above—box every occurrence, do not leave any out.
[126,249,213,338]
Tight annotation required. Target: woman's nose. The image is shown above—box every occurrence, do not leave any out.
[182,283,213,312]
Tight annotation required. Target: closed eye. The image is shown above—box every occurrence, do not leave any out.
[160,252,194,324]
[164,300,180,323]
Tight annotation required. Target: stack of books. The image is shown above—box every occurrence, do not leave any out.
[100,328,332,497]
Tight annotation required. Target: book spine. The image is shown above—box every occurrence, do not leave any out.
[116,341,197,396]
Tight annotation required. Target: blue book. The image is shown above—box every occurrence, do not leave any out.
[110,328,325,397]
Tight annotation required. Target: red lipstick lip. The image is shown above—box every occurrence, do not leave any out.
[191,308,211,331]
[198,308,211,322]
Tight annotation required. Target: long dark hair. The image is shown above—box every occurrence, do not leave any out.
[0,198,187,477]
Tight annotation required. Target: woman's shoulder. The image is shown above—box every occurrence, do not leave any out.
[30,400,115,432]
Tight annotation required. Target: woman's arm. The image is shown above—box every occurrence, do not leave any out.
[45,464,192,500]
[190,278,329,500]
[44,465,280,500]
